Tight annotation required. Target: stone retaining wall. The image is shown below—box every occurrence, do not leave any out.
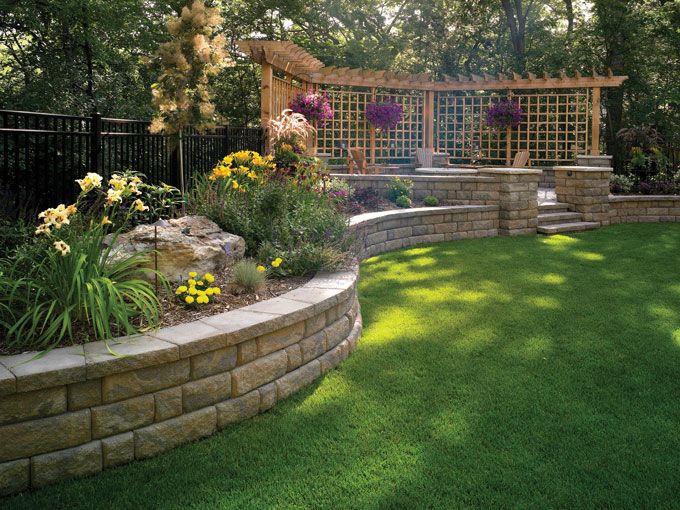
[609,195,680,223]
[0,270,361,495]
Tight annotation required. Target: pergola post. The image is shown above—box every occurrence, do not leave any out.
[590,87,601,155]
[260,62,273,146]
[423,90,434,149]
[370,87,377,164]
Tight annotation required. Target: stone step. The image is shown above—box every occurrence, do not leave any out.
[537,221,600,235]
[538,211,583,226]
[538,202,571,213]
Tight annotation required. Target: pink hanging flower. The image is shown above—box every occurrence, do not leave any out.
[288,91,334,126]
[365,99,403,130]
[486,99,523,130]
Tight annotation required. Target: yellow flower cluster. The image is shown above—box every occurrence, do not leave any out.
[209,151,275,192]
[75,172,103,192]
[36,203,77,235]
[106,174,143,204]
[257,257,283,274]
[175,271,221,306]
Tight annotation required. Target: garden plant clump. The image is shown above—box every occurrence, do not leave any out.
[0,172,166,353]
[188,110,351,276]
[486,99,523,130]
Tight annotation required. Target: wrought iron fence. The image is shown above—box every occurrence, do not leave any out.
[0,110,264,209]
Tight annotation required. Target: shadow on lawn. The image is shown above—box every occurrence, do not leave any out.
[5,224,680,509]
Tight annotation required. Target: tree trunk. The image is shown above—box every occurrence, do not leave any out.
[500,0,532,72]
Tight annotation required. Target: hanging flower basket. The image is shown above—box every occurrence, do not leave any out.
[288,91,334,126]
[486,99,523,130]
[365,99,403,131]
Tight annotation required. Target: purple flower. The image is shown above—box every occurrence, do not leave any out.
[365,100,403,130]
[486,99,523,130]
[289,91,334,126]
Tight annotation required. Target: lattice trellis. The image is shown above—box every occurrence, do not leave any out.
[435,91,590,166]
[315,90,423,163]
[271,76,304,120]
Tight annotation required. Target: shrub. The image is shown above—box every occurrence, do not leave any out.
[352,187,383,209]
[423,195,439,206]
[386,177,413,203]
[0,172,164,352]
[232,260,266,292]
[187,155,349,276]
[318,177,354,204]
[609,173,635,194]
[395,195,412,208]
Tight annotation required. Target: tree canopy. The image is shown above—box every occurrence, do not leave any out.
[1,0,678,166]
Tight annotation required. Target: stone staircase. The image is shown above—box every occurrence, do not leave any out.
[537,202,600,235]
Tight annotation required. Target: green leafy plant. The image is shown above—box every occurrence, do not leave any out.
[423,195,439,206]
[609,173,635,194]
[386,177,413,203]
[395,195,412,208]
[232,259,267,292]
[0,171,165,353]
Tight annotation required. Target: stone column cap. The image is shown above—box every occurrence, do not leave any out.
[553,166,612,172]
[478,168,542,175]
[577,154,613,160]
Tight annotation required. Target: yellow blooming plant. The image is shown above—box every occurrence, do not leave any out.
[208,150,275,192]
[176,271,221,307]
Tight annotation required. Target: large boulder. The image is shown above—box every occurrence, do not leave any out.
[109,216,245,281]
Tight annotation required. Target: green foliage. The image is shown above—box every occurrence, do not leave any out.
[187,173,349,276]
[423,195,439,207]
[395,195,412,208]
[386,177,413,203]
[0,226,161,352]
[609,173,635,194]
[231,259,266,292]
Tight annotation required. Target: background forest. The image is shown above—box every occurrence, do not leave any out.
[0,0,678,169]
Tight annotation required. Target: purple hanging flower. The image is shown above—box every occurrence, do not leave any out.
[486,99,523,130]
[365,99,403,130]
[288,91,334,126]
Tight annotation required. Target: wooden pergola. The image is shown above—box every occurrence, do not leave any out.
[238,40,627,165]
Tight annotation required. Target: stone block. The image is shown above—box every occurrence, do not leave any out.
[325,299,352,326]
[101,359,189,404]
[237,339,258,365]
[326,316,351,350]
[258,383,277,412]
[318,344,345,375]
[0,458,29,496]
[304,313,327,337]
[101,432,134,469]
[215,391,260,428]
[299,331,327,364]
[182,372,231,412]
[386,227,412,241]
[0,364,15,397]
[67,379,102,411]
[0,409,91,462]
[190,346,237,380]
[276,360,321,400]
[154,387,183,422]
[0,386,66,426]
[365,231,387,245]
[285,344,303,372]
[134,407,216,459]
[91,394,155,439]
[231,350,287,397]
[31,440,102,488]
[152,321,227,358]
[256,322,305,357]
[84,336,179,380]
[1,345,86,392]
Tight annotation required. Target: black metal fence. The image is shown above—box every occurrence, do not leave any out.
[0,110,265,209]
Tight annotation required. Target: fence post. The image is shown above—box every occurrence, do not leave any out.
[90,112,102,172]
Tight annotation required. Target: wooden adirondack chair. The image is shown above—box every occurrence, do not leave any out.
[512,150,530,167]
[348,148,385,174]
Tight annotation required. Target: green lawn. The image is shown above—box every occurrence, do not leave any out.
[5,224,680,509]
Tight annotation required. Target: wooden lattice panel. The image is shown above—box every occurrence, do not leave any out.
[271,77,304,120]
[435,91,590,166]
[316,89,423,163]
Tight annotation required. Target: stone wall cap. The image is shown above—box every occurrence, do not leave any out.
[349,205,499,227]
[0,363,16,396]
[477,168,543,175]
[553,166,612,172]
[331,173,495,183]
[577,155,613,159]
[609,194,680,202]
[0,345,86,393]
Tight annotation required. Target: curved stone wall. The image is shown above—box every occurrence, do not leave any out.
[609,195,680,224]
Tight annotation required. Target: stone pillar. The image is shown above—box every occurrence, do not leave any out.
[554,166,611,226]
[575,155,612,168]
[478,169,542,236]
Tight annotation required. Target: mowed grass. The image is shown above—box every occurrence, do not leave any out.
[5,223,680,509]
